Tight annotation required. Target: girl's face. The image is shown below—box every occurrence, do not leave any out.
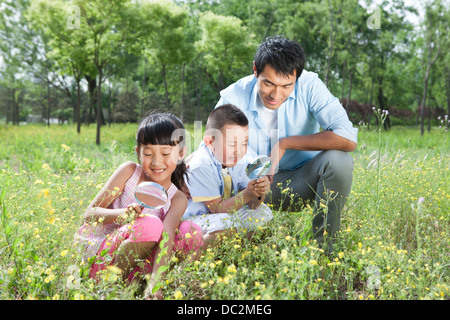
[137,143,185,188]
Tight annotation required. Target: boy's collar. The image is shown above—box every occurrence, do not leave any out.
[200,141,223,167]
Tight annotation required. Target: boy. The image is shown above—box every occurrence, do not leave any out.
[183,104,273,250]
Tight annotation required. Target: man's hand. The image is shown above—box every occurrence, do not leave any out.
[268,139,286,182]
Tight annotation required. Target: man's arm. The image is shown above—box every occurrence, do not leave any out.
[268,131,356,177]
[280,130,356,152]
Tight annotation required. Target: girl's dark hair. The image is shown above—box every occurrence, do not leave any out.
[136,112,187,190]
[254,35,306,80]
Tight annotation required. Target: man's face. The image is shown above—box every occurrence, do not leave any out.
[254,63,297,110]
[207,124,249,168]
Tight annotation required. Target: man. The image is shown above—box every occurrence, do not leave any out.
[215,35,358,253]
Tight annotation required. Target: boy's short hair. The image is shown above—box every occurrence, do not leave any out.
[254,35,306,80]
[206,104,248,132]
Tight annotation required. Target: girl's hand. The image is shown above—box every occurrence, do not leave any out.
[127,203,143,219]
[118,203,143,224]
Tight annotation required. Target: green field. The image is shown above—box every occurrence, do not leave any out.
[0,123,448,300]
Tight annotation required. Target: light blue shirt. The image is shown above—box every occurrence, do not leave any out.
[182,142,251,219]
[215,70,358,171]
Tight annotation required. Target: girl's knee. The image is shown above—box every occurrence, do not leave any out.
[176,221,203,251]
[131,215,164,242]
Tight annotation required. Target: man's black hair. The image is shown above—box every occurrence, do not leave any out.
[206,104,248,132]
[254,35,306,80]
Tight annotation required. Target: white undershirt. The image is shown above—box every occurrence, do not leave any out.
[257,97,279,153]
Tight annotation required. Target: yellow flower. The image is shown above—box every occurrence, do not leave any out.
[42,163,51,170]
[39,189,50,199]
[309,259,318,266]
[106,266,122,275]
[44,273,55,283]
[227,264,237,273]
[60,250,69,257]
[61,144,70,151]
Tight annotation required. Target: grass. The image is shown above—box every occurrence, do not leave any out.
[0,121,448,300]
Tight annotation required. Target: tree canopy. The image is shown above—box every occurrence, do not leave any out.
[0,0,448,143]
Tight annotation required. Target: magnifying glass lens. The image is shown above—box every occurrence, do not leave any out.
[134,182,168,209]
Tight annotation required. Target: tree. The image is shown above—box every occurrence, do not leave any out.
[419,0,445,135]
[196,11,255,91]
[139,0,191,111]
[0,0,32,125]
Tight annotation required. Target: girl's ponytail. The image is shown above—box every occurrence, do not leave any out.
[171,160,188,191]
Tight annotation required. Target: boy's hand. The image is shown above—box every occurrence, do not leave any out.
[254,175,270,197]
[246,176,270,199]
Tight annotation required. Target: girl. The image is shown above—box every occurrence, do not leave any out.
[74,113,203,299]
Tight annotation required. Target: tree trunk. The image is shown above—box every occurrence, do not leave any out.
[195,64,202,121]
[445,66,450,128]
[86,75,97,126]
[96,68,103,146]
[47,78,51,127]
[141,63,147,119]
[218,70,225,91]
[345,70,353,112]
[377,75,390,130]
[161,64,170,110]
[180,63,186,122]
[324,0,334,87]
[367,76,375,130]
[420,65,431,136]
[76,80,81,133]
[340,62,345,100]
[11,87,18,125]
[108,85,112,127]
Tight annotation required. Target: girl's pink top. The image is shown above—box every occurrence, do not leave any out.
[74,163,178,261]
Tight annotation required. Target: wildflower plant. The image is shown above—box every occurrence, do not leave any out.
[0,123,448,300]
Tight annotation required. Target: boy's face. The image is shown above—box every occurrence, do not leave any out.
[206,124,249,168]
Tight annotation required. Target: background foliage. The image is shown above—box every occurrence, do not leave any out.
[1,0,449,144]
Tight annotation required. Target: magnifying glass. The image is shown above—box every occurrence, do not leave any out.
[134,181,168,209]
[246,156,271,199]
